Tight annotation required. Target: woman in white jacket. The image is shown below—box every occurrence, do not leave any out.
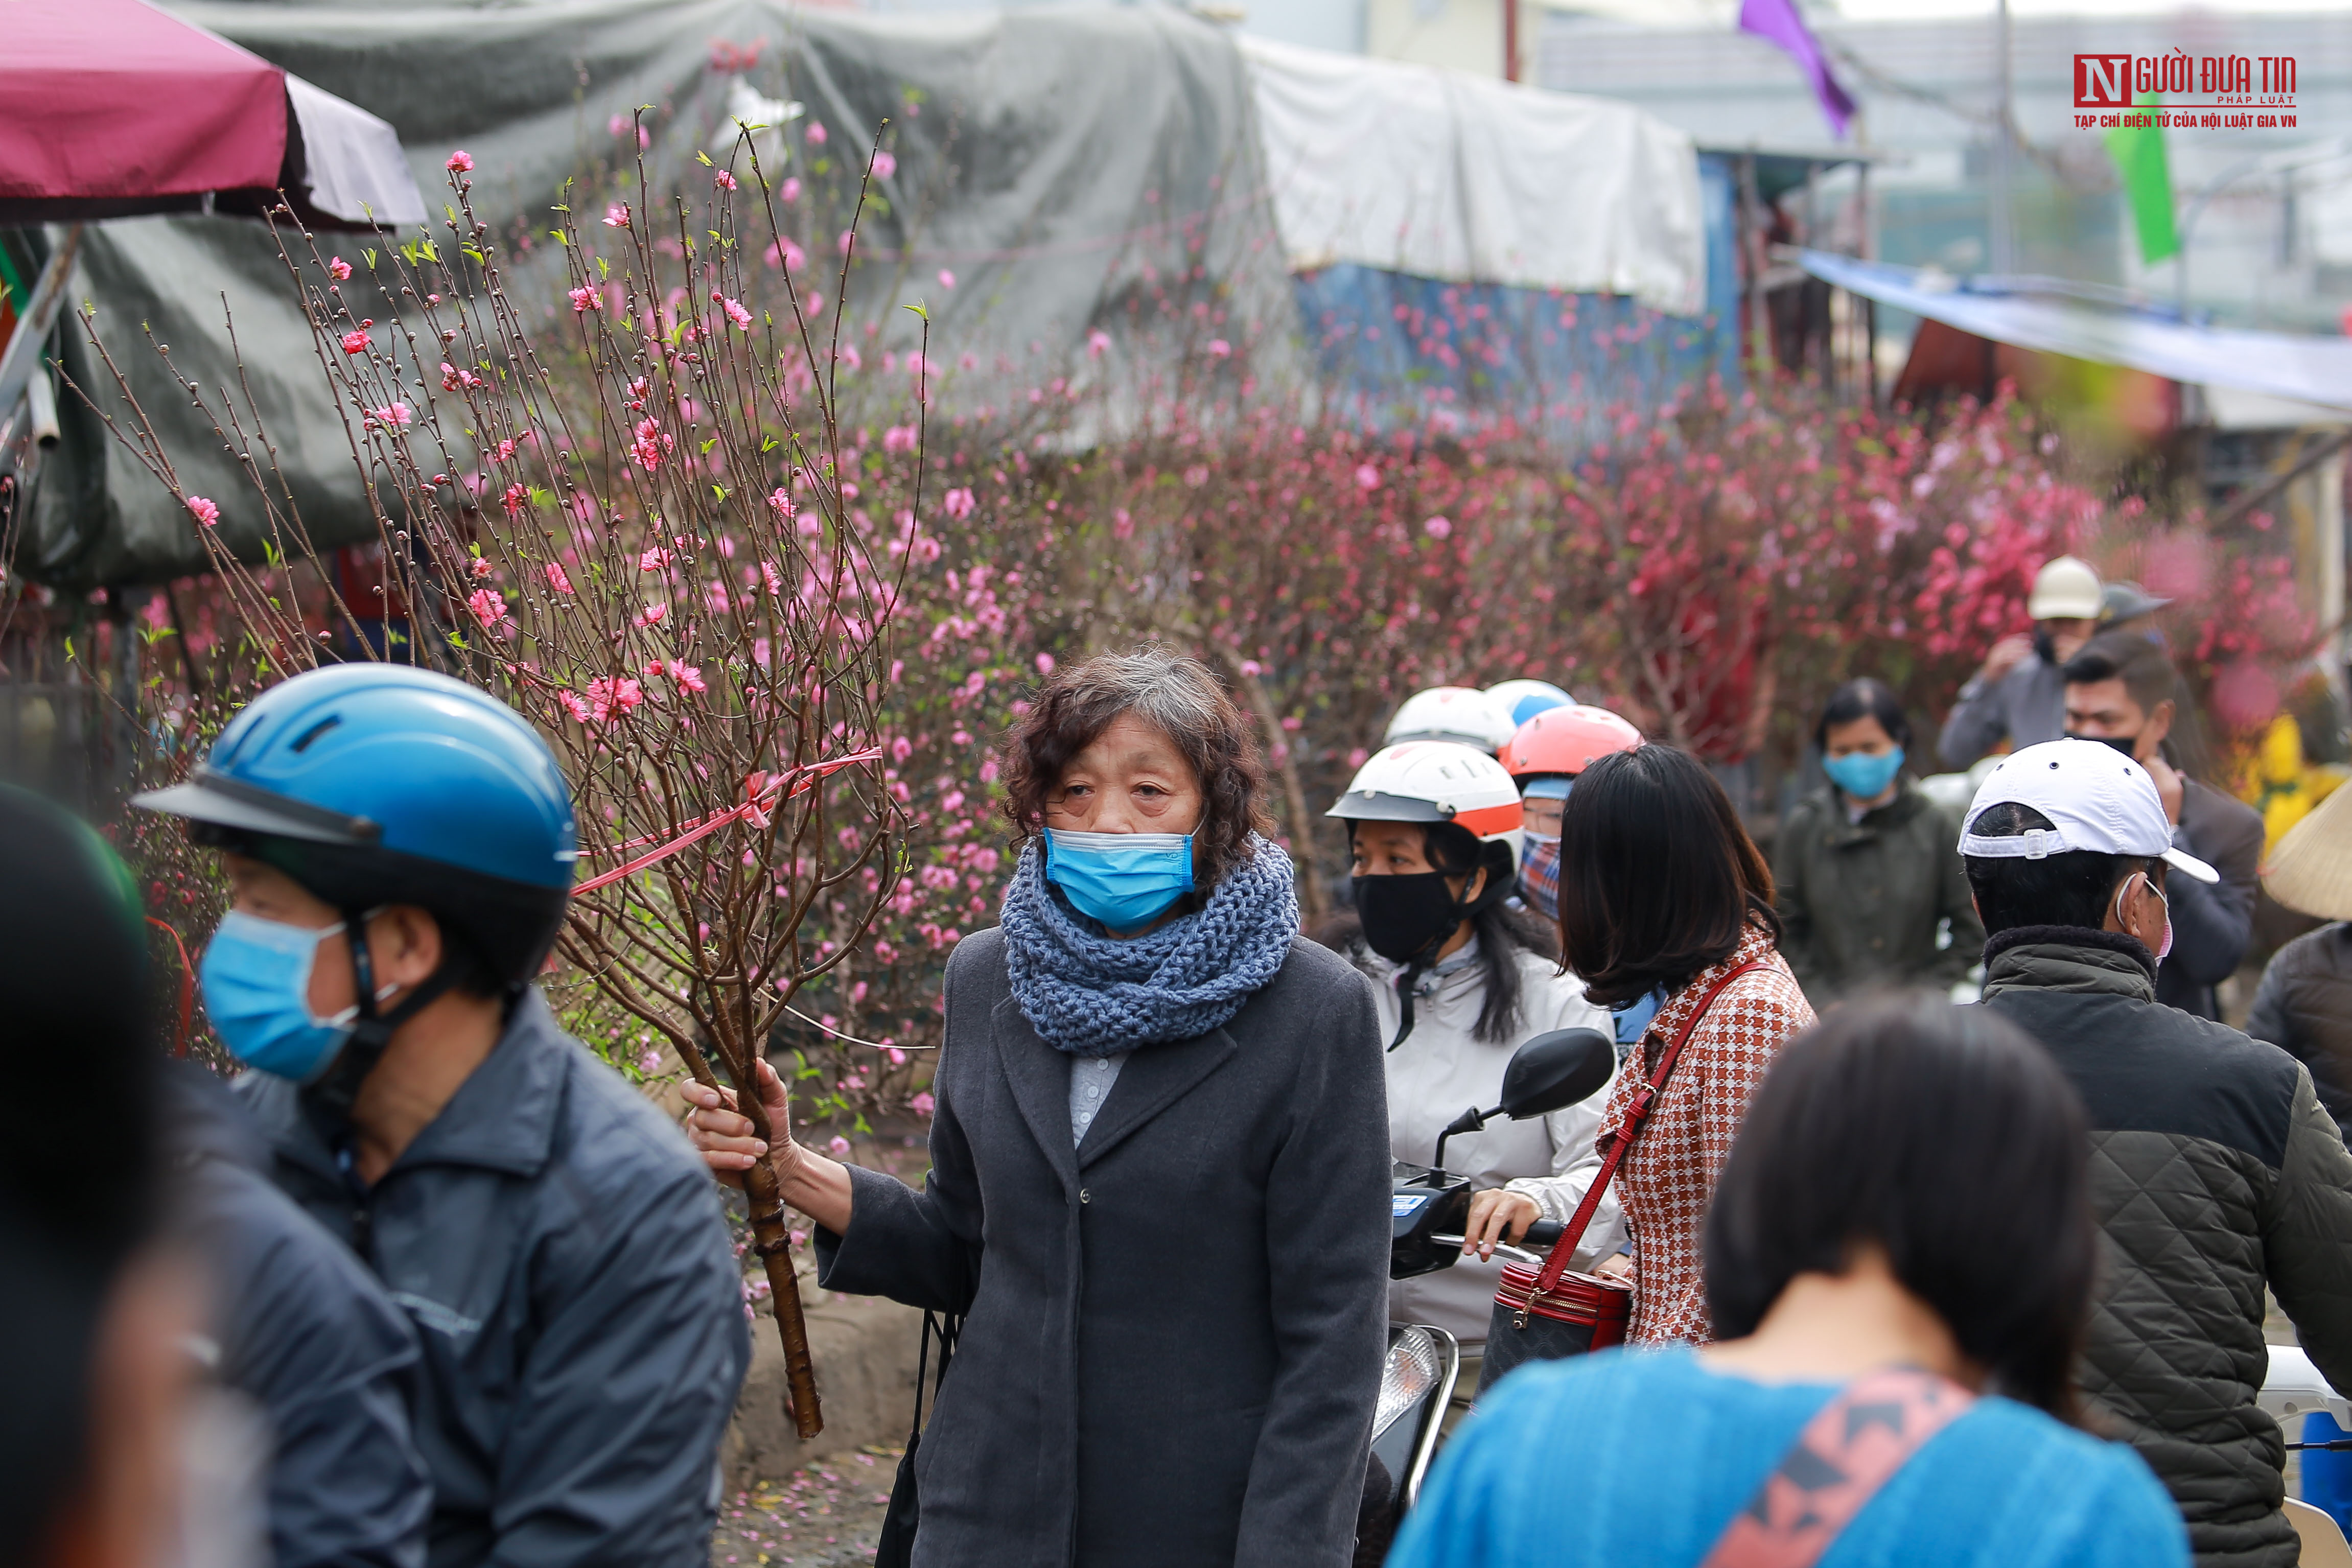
[1321,742,1622,1393]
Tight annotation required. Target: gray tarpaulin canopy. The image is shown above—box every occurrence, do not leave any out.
[21,0,1290,588]
[1799,249,2352,412]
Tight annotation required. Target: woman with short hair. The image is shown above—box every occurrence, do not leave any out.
[686,647,1391,1568]
[1550,744,1814,1347]
[1773,678,1984,1005]
[1390,995,2187,1568]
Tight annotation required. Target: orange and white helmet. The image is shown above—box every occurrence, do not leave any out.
[1328,741,1525,871]
[1383,686,1518,752]
[1502,705,1643,791]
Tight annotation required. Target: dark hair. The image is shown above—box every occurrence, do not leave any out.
[1814,677,1913,754]
[1961,801,2155,936]
[0,788,158,1562]
[2062,632,2177,720]
[1318,821,1555,1042]
[1704,993,2095,1421]
[999,646,1274,888]
[1555,745,1779,1008]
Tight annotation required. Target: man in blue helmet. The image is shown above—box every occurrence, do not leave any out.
[136,664,749,1568]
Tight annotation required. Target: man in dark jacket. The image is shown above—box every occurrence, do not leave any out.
[136,665,749,1568]
[2249,923,2352,1140]
[169,1062,432,1568]
[1938,554,2104,768]
[2063,632,2265,1019]
[1960,739,2352,1568]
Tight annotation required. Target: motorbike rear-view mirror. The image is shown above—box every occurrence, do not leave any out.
[1497,1027,1615,1119]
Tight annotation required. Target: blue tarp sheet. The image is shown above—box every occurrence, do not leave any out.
[1289,153,1740,436]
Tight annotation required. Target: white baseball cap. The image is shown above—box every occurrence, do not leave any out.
[1959,738,2219,883]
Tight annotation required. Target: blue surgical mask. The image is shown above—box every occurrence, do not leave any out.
[1043,828,1195,931]
[199,910,365,1082]
[1822,746,1905,802]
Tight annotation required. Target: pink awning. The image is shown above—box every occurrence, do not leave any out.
[1,0,286,214]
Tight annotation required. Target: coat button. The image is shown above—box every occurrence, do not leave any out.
[1079,1188,1091,1204]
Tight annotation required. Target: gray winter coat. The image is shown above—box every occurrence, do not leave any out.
[2248,923,2352,1140]
[1982,927,2352,1568]
[814,927,1391,1568]
[1771,781,1983,1004]
[1937,654,2067,769]
[240,991,750,1568]
[171,1064,431,1568]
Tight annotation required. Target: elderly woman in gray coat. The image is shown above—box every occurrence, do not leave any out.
[686,648,1391,1568]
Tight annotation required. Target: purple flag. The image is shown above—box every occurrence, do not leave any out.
[1738,0,1856,139]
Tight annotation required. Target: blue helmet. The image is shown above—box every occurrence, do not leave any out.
[1483,680,1575,731]
[135,664,577,985]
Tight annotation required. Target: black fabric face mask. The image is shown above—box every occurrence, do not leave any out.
[2065,732,2140,761]
[1353,871,1460,965]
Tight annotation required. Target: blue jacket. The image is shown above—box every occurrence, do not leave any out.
[239,991,749,1568]
[1391,1348,2184,1568]
[171,1063,431,1568]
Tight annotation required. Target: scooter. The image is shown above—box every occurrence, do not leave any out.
[1367,1026,1618,1520]
[2261,1346,2352,1565]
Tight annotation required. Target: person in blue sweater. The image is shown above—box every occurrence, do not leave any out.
[1389,994,2186,1568]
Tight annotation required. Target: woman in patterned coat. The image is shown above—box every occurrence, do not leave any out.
[1553,745,1816,1344]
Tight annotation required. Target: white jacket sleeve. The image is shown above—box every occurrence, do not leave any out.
[1500,977,1626,1267]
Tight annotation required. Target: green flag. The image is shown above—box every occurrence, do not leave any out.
[2105,93,2179,265]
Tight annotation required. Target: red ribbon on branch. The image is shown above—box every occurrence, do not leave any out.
[147,916,196,1058]
[572,746,883,895]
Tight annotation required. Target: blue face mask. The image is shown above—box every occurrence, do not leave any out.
[1044,828,1196,931]
[199,910,366,1082]
[1822,745,1905,802]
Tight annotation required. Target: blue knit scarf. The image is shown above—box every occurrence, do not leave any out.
[998,833,1300,1057]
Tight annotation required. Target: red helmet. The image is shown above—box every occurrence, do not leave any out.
[1502,705,1642,782]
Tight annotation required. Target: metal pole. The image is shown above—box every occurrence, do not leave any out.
[1858,122,1878,406]
[1988,0,2015,273]
[1741,153,1769,378]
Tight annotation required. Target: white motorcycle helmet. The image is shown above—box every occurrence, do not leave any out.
[1382,687,1518,753]
[1484,678,1574,731]
[1327,740,1525,874]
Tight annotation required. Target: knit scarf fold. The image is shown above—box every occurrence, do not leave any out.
[998,833,1299,1057]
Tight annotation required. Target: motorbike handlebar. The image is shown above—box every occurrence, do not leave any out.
[1522,1220,1565,1251]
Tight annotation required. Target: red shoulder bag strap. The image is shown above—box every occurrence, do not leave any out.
[1697,1368,1976,1568]
[1529,959,1767,1296]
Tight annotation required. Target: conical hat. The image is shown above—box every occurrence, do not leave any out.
[2262,782,2352,921]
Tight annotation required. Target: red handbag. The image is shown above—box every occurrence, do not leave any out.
[1478,960,1767,1396]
